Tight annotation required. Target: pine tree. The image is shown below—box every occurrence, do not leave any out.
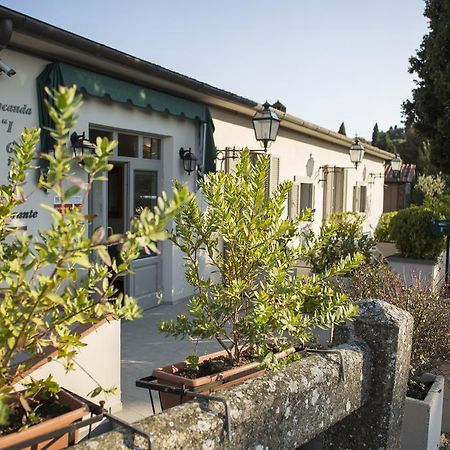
[403,0,450,172]
[371,123,380,146]
[338,122,346,136]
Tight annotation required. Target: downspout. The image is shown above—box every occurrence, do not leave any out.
[0,18,13,50]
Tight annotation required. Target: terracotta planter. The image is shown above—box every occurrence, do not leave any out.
[152,348,293,410]
[0,390,89,450]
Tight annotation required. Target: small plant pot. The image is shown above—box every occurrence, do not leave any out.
[0,390,89,450]
[401,373,445,450]
[152,348,292,411]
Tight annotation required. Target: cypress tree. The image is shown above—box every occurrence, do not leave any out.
[371,123,380,146]
[338,122,346,136]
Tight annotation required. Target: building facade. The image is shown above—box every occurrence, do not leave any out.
[0,6,393,310]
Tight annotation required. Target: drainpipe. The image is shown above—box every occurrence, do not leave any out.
[0,18,13,49]
[0,18,16,77]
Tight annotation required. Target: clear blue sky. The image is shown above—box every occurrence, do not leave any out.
[1,0,428,139]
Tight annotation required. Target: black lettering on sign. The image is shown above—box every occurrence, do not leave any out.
[12,210,39,220]
[6,141,16,153]
[1,119,13,132]
[0,103,32,115]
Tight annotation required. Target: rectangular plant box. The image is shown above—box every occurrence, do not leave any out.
[0,390,89,450]
[386,251,447,291]
[401,373,445,450]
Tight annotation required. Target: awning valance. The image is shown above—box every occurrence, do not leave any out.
[37,62,216,172]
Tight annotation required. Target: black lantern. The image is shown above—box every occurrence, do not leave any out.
[349,138,365,169]
[391,154,402,179]
[70,132,95,160]
[252,101,280,151]
[179,147,197,175]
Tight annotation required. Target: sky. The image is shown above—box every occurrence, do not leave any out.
[1,0,429,139]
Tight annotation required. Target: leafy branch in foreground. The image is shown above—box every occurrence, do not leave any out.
[0,86,189,428]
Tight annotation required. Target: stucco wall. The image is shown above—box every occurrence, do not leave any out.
[211,107,386,233]
[16,319,122,413]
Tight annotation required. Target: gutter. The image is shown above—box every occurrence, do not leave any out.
[0,6,393,161]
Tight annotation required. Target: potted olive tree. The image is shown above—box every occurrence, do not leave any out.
[347,262,449,450]
[0,86,188,449]
[154,150,361,409]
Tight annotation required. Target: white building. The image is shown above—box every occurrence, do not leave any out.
[0,7,393,307]
[0,6,392,412]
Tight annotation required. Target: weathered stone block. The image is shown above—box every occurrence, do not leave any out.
[322,299,413,450]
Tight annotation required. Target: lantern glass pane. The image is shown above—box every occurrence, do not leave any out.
[391,157,402,172]
[269,119,280,141]
[349,148,364,164]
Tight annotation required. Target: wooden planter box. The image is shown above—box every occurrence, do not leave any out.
[0,390,89,450]
[401,373,445,450]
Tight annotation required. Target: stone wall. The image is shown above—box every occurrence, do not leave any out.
[73,299,413,450]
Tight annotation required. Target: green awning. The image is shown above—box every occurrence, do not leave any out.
[36,62,216,173]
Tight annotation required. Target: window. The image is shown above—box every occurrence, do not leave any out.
[118,133,138,157]
[289,182,314,218]
[143,137,161,160]
[353,185,367,213]
[89,128,113,144]
[89,127,162,159]
[223,153,280,198]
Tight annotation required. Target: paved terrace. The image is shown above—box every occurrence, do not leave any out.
[117,301,222,423]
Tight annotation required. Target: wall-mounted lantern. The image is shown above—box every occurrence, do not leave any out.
[349,138,365,169]
[391,154,402,179]
[70,132,96,160]
[216,101,281,169]
[252,101,281,152]
[179,147,197,175]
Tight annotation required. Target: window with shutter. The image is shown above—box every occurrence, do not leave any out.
[323,167,345,220]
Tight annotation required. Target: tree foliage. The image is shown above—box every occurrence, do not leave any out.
[302,212,375,274]
[338,122,346,136]
[160,151,360,364]
[403,0,450,172]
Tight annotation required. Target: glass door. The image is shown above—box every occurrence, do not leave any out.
[127,161,161,310]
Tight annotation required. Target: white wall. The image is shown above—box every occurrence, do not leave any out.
[16,320,122,413]
[0,49,53,236]
[211,107,386,234]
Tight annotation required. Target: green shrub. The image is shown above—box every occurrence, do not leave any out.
[346,262,450,375]
[302,212,376,275]
[390,206,445,259]
[374,211,398,242]
[424,194,450,218]
[160,151,360,364]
